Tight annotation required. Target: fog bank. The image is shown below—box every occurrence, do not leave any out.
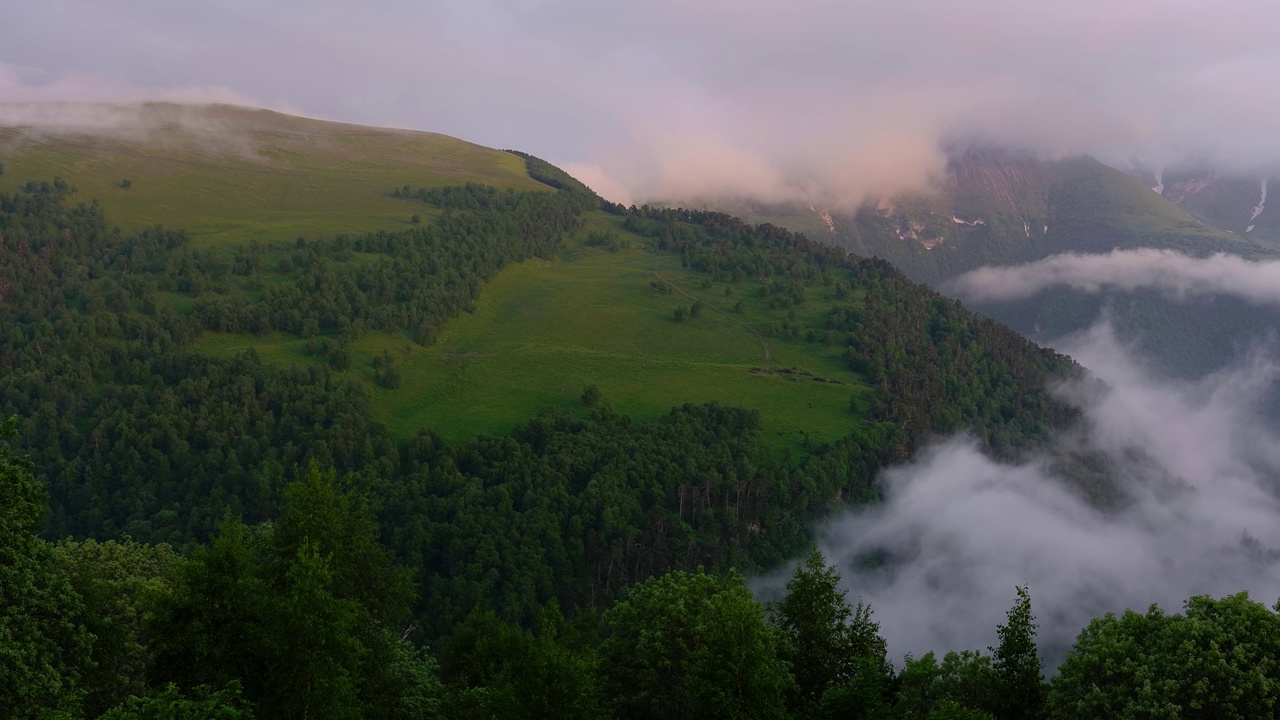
[7,2,1280,206]
[768,323,1280,665]
[949,249,1280,308]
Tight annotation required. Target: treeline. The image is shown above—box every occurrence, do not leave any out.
[7,432,1278,719]
[615,205,1080,458]
[502,149,600,197]
[197,184,589,343]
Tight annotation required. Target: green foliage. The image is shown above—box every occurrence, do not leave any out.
[0,418,93,718]
[96,682,253,720]
[814,655,893,719]
[440,606,602,720]
[768,546,887,713]
[896,651,1001,719]
[991,586,1044,720]
[600,569,791,720]
[505,150,601,199]
[384,402,819,639]
[1048,593,1280,719]
[52,538,182,716]
[153,470,419,720]
[372,348,402,388]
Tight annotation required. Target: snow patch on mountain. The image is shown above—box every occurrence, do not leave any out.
[1250,177,1268,223]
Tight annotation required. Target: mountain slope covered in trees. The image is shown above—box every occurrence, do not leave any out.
[0,106,1144,718]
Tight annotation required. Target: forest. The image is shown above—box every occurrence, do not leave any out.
[2,162,1268,717]
[8,430,1280,719]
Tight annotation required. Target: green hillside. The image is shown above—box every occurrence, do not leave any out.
[196,213,864,452]
[0,103,544,247]
[0,106,1083,693]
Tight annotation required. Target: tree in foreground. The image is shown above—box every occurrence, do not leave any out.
[1048,592,1280,719]
[767,546,889,716]
[0,418,93,718]
[439,604,601,720]
[600,568,791,720]
[990,586,1044,720]
[152,464,430,720]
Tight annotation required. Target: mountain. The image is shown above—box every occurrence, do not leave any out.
[721,149,1280,392]
[1126,161,1278,243]
[0,103,1080,648]
[0,103,546,246]
[729,148,1278,287]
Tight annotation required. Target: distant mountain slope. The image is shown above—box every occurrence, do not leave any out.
[731,149,1277,286]
[0,103,545,246]
[1126,163,1279,244]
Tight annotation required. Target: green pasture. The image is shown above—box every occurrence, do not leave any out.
[196,215,872,453]
[0,104,542,248]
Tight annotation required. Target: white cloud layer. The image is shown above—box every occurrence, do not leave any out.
[949,249,1280,307]
[769,323,1280,665]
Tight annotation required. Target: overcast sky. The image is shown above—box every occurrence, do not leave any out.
[4,0,1278,204]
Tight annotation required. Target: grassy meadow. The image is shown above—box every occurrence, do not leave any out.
[197,215,872,453]
[0,104,544,247]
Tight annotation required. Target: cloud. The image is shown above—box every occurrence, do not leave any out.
[0,62,253,110]
[7,1,1280,207]
[948,249,1280,308]
[759,322,1280,666]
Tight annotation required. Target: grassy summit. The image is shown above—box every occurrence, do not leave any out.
[0,103,544,246]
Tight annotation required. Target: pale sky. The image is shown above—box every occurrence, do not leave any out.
[4,0,1278,204]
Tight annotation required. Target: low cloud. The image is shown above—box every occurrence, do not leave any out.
[8,2,1280,208]
[763,323,1280,665]
[949,249,1280,308]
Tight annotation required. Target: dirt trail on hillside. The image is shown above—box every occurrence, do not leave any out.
[653,261,773,361]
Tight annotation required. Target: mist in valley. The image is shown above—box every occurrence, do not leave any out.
[950,249,1280,308]
[760,317,1280,667]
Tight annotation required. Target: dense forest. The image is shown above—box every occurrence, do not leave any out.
[6,159,1255,717]
[8,430,1280,718]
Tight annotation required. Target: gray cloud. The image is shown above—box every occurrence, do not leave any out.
[949,249,1280,307]
[4,1,1280,206]
[761,322,1280,665]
